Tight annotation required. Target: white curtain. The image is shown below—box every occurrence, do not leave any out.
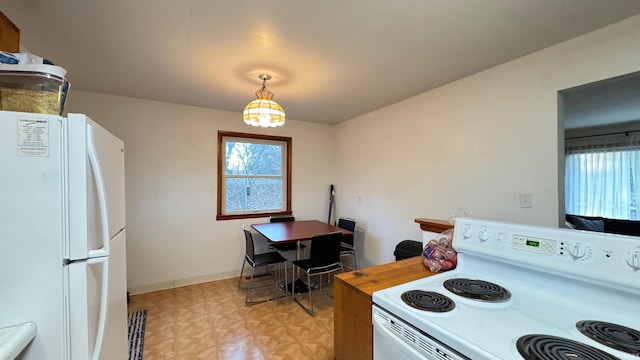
[565,132,640,220]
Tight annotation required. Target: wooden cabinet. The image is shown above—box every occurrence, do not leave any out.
[0,12,19,52]
[333,218,453,360]
[334,257,434,360]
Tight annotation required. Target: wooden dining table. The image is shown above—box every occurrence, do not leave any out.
[251,220,353,293]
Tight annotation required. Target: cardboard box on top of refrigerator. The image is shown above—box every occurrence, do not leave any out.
[0,63,69,115]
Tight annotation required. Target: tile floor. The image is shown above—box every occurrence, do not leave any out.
[127,274,336,360]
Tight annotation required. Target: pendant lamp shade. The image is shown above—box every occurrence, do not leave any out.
[243,74,285,127]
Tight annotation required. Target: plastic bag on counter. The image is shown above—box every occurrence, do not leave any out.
[0,51,54,65]
[422,229,458,273]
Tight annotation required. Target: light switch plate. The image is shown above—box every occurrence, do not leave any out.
[519,192,533,208]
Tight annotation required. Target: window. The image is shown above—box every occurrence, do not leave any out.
[565,132,640,220]
[217,131,292,220]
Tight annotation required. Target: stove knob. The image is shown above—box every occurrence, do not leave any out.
[479,229,490,242]
[463,227,473,239]
[568,244,586,259]
[626,250,640,270]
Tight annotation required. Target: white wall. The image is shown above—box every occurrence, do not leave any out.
[334,15,640,268]
[65,93,335,293]
[64,14,640,290]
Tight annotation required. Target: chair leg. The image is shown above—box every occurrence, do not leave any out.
[238,258,247,288]
[320,270,340,299]
[275,262,287,294]
[283,262,288,295]
[274,263,279,287]
[292,270,317,316]
[245,266,256,304]
[307,272,314,314]
[291,264,297,301]
[353,251,357,269]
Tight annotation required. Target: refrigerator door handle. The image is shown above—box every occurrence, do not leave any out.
[86,124,111,258]
[87,256,109,360]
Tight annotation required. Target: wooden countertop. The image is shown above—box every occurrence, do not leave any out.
[335,256,433,299]
[334,218,450,360]
[335,218,449,299]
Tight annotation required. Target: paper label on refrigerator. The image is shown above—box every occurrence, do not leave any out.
[17,117,49,157]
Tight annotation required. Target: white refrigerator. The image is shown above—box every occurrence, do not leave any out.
[0,111,128,359]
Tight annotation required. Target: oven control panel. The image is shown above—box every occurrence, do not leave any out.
[454,218,640,290]
[558,240,594,260]
[511,235,557,254]
[627,246,640,270]
[458,221,598,261]
[510,234,595,261]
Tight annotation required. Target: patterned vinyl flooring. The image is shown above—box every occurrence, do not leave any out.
[127,274,336,360]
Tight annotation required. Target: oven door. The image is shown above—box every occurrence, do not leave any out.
[373,305,469,360]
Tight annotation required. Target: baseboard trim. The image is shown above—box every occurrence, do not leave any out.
[128,270,239,295]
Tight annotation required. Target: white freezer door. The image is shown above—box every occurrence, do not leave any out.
[67,229,127,360]
[67,114,125,261]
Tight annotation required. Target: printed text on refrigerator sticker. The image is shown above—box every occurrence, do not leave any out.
[17,117,49,157]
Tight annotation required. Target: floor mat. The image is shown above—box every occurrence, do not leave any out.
[128,309,147,360]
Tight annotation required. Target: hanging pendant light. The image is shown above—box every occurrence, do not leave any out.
[243,74,285,127]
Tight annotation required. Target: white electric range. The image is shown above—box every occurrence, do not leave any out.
[372,218,640,360]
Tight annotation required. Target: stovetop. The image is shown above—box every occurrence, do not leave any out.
[372,218,640,360]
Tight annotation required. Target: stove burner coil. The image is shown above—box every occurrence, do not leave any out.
[400,290,455,312]
[443,278,511,302]
[517,334,621,360]
[577,320,640,356]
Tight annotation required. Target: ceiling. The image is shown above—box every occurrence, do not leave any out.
[3,0,640,125]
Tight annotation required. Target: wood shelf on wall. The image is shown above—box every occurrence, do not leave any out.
[414,218,454,233]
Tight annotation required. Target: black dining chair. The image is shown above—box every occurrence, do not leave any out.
[269,215,307,255]
[270,215,295,223]
[337,217,357,269]
[238,225,288,305]
[269,215,297,251]
[291,230,344,316]
[269,215,307,281]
